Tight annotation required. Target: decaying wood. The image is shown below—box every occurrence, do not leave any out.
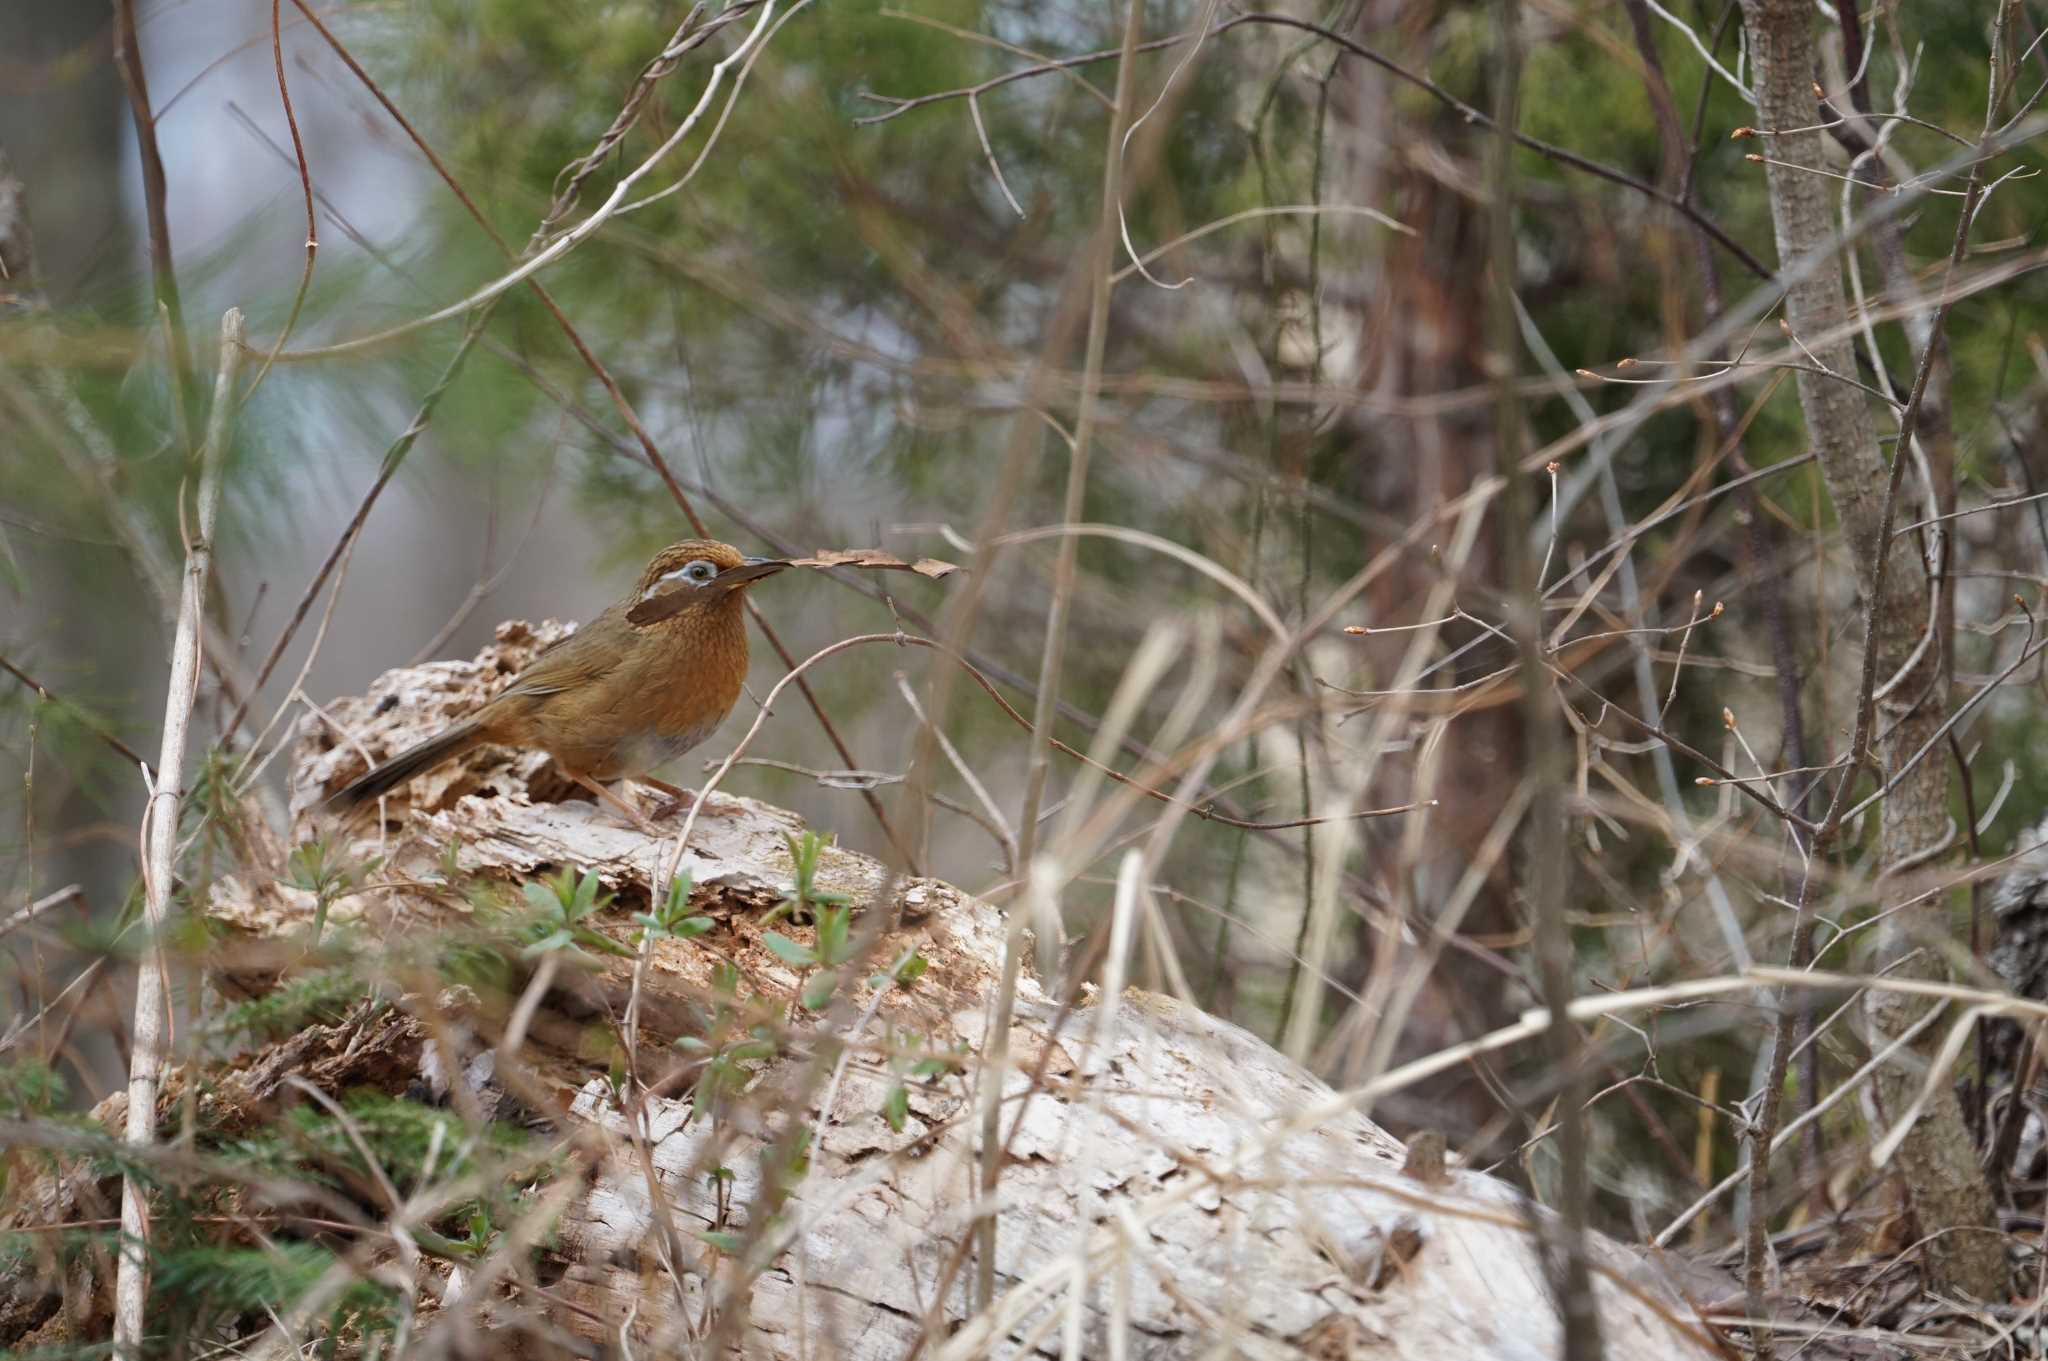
[3,625,1734,1358]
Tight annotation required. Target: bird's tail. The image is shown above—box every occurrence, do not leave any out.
[327,718,483,810]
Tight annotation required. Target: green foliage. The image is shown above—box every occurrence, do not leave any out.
[0,1058,68,1118]
[634,872,714,943]
[760,832,918,1012]
[211,968,368,1043]
[0,1060,74,1201]
[185,747,252,865]
[869,945,928,991]
[698,1226,747,1254]
[676,958,785,1124]
[764,886,856,1013]
[283,837,380,945]
[698,1126,814,1264]
[222,1091,537,1227]
[1981,704,2048,858]
[0,676,134,811]
[877,1023,964,1134]
[148,1240,400,1358]
[18,1090,525,1356]
[518,865,634,960]
[766,830,851,925]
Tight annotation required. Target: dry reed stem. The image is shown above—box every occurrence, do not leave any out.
[113,307,245,1359]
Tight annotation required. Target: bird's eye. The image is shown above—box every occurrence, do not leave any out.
[686,559,716,582]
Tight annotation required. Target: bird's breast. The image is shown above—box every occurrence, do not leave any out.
[632,612,748,767]
[616,718,724,778]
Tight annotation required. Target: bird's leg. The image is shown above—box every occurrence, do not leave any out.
[638,776,735,822]
[638,776,694,808]
[568,772,663,836]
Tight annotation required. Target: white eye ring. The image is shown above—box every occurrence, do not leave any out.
[648,559,720,596]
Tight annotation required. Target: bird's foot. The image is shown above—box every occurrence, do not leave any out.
[638,778,738,823]
[569,773,665,836]
[649,793,699,822]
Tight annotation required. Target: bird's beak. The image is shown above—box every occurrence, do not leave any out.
[719,557,792,588]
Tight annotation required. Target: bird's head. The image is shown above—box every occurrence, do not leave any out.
[627,540,790,627]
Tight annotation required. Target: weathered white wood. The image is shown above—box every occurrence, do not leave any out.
[268,628,1735,1358]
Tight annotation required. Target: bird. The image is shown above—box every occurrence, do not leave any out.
[327,539,789,827]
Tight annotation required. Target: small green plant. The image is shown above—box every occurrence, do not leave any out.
[762,902,857,1012]
[212,967,365,1042]
[0,1059,66,1118]
[634,873,713,943]
[676,963,783,1123]
[435,835,466,882]
[186,745,259,869]
[869,946,928,991]
[520,866,634,960]
[878,1026,966,1134]
[283,837,379,944]
[759,831,861,1007]
[763,830,851,924]
[0,1061,70,1199]
[766,1124,811,1193]
[699,1128,813,1262]
[706,1163,736,1232]
[449,1203,496,1260]
[865,951,935,1130]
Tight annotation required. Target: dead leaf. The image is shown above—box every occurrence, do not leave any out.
[790,548,961,579]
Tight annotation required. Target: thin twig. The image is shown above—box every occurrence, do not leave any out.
[111,0,196,435]
[268,0,914,869]
[0,653,150,771]
[221,304,498,745]
[256,2,785,362]
[1816,192,1988,842]
[892,673,1016,874]
[0,883,83,947]
[235,0,318,408]
[113,307,244,1358]
[857,8,1771,279]
[1488,2,1599,1350]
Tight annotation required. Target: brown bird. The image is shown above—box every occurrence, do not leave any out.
[329,539,788,825]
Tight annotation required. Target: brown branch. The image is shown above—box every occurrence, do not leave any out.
[859,10,1771,281]
[251,1,918,871]
[235,0,319,406]
[764,631,1431,835]
[1486,3,1599,1349]
[0,652,150,772]
[110,0,196,437]
[1628,0,1831,1209]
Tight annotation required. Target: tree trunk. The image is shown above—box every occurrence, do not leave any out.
[1737,0,2004,1300]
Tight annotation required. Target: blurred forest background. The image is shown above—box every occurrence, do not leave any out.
[6,0,2048,1296]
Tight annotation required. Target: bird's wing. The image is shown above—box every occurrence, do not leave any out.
[495,606,630,701]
